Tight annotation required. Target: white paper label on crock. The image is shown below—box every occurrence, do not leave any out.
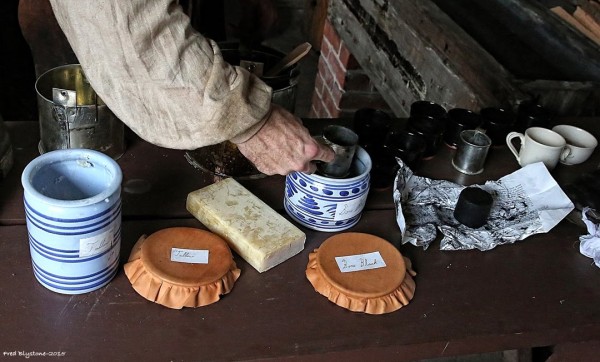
[333,197,367,221]
[79,229,113,257]
[170,248,209,264]
[335,251,386,273]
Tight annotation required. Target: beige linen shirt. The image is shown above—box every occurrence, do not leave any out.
[49,0,272,149]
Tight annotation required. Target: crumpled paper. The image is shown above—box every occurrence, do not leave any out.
[579,207,600,268]
[393,160,574,251]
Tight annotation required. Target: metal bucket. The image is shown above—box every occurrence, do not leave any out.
[185,43,301,180]
[219,42,300,113]
[35,64,125,159]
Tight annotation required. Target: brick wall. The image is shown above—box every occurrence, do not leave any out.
[309,19,391,119]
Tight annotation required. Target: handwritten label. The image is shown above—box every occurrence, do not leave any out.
[170,248,209,264]
[334,197,367,221]
[335,251,386,273]
[79,229,113,257]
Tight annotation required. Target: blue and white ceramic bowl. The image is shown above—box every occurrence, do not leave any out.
[22,149,122,294]
[284,147,371,232]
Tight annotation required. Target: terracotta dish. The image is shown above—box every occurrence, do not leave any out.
[306,232,416,314]
[124,227,240,309]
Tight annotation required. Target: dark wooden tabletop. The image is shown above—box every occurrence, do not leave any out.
[0,120,398,224]
[1,118,600,361]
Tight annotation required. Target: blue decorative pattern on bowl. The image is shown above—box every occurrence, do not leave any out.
[284,146,372,232]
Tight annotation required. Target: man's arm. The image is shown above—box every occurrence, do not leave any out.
[50,0,334,175]
[49,0,271,149]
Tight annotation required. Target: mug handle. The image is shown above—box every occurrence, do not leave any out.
[560,145,573,162]
[506,132,524,164]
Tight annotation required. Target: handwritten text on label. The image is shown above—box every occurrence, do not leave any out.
[79,229,113,258]
[333,197,366,220]
[335,251,386,273]
[170,248,209,264]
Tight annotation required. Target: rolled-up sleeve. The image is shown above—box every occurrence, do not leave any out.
[49,0,272,149]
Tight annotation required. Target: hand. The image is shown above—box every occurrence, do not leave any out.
[236,104,335,175]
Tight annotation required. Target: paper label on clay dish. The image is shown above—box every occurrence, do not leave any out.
[170,248,209,264]
[79,229,113,257]
[335,251,386,273]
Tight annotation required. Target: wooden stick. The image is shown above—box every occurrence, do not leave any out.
[264,42,312,77]
[551,6,600,45]
[574,6,600,39]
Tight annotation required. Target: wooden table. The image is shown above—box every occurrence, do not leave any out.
[1,119,599,361]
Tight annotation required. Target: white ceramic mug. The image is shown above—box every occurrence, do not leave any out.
[506,127,571,170]
[551,125,597,165]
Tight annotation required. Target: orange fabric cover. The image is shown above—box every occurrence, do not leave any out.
[306,233,416,314]
[124,227,240,309]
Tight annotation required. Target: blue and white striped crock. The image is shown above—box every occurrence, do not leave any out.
[284,146,372,232]
[21,149,122,294]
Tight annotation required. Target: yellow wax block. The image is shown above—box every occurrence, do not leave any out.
[186,178,306,273]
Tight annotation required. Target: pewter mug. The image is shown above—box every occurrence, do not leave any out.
[452,129,491,175]
[317,125,359,178]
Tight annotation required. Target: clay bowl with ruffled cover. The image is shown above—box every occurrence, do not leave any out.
[284,147,371,232]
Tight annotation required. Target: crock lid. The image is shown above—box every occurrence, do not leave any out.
[306,232,416,314]
[124,227,240,309]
